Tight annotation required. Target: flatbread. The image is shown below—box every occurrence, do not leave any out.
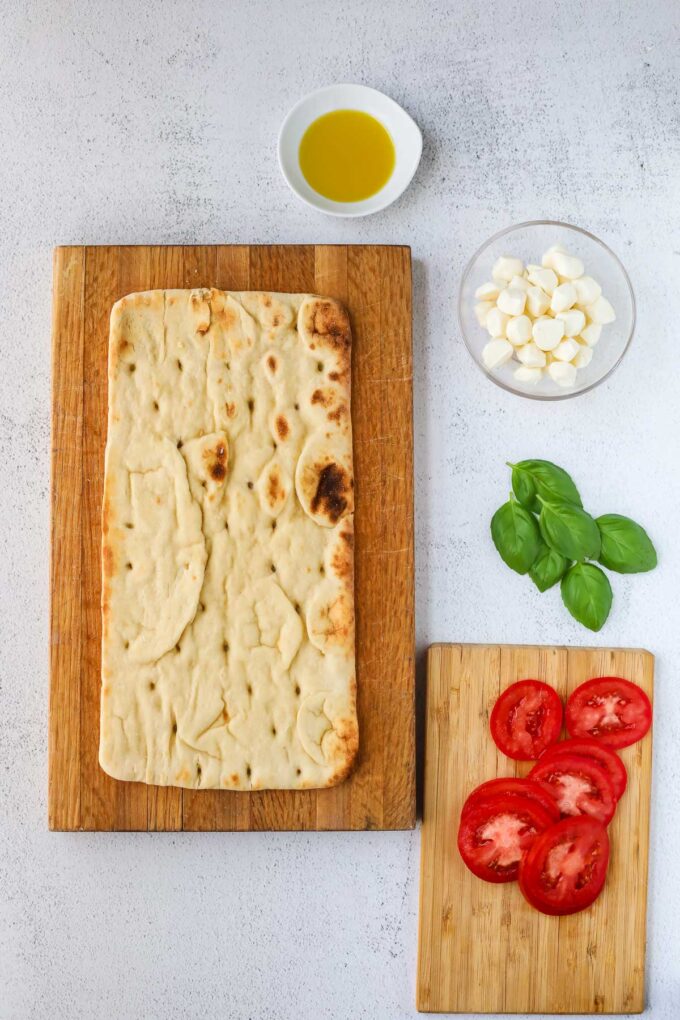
[99,289,358,790]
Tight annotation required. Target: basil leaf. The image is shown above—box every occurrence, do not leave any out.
[561,563,613,631]
[596,514,658,574]
[510,465,537,511]
[510,459,582,511]
[529,542,569,592]
[539,499,601,561]
[491,498,542,574]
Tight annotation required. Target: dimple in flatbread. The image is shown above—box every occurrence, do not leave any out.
[99,288,358,790]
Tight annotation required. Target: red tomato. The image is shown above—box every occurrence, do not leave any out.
[566,676,652,749]
[529,753,616,825]
[457,794,555,883]
[537,737,627,801]
[519,816,610,915]
[461,777,560,822]
[490,680,563,760]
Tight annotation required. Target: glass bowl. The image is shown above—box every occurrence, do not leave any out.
[459,220,635,400]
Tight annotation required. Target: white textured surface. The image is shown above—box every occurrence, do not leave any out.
[1,0,679,1017]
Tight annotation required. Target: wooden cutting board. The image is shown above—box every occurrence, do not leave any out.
[417,643,653,1014]
[49,244,415,832]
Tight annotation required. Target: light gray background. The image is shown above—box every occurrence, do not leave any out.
[1,0,678,1017]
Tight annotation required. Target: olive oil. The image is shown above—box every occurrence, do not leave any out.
[299,109,395,202]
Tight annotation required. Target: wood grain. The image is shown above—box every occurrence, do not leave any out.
[417,643,653,1014]
[49,244,416,832]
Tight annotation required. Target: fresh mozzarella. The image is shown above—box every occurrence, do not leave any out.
[492,256,524,282]
[532,316,565,351]
[514,366,543,385]
[497,287,526,316]
[516,342,547,368]
[475,281,500,302]
[506,314,533,346]
[526,285,550,317]
[555,308,586,336]
[550,282,577,314]
[527,266,558,294]
[573,275,602,305]
[552,252,585,279]
[475,301,494,326]
[573,345,593,368]
[586,295,616,324]
[580,322,602,346]
[482,339,514,369]
[472,245,613,386]
[548,361,578,387]
[486,306,510,338]
[541,244,567,269]
[553,338,580,362]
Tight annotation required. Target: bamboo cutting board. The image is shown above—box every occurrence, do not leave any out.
[417,643,653,1014]
[49,244,415,832]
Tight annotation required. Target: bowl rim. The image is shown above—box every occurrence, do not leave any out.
[277,83,423,219]
[458,219,636,401]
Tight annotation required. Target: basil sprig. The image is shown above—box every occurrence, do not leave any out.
[490,460,657,631]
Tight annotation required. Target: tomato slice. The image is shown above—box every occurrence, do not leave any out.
[566,676,652,749]
[461,777,560,822]
[457,794,555,883]
[537,737,627,801]
[519,816,610,915]
[490,680,563,760]
[529,753,616,825]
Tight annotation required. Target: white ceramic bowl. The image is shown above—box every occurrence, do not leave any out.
[278,84,422,217]
[459,220,636,400]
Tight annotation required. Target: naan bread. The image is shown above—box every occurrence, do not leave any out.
[99,289,357,790]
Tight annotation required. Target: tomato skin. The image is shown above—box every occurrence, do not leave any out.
[537,737,627,801]
[461,777,560,823]
[529,753,617,826]
[519,816,610,916]
[566,676,652,749]
[490,679,563,761]
[458,794,556,883]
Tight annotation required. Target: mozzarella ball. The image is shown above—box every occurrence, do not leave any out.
[492,256,524,282]
[586,295,616,324]
[532,316,565,351]
[552,252,585,279]
[548,361,578,387]
[514,366,543,385]
[509,274,530,292]
[482,339,514,370]
[474,301,494,326]
[555,308,586,337]
[497,287,527,316]
[506,314,533,346]
[486,307,510,338]
[573,345,593,369]
[527,266,558,295]
[573,275,602,306]
[580,322,602,347]
[541,244,568,269]
[516,342,547,368]
[526,285,550,317]
[475,281,500,302]
[550,282,578,314]
[553,338,580,362]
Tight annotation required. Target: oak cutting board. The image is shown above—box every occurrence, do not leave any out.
[49,244,415,832]
[417,643,653,1014]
